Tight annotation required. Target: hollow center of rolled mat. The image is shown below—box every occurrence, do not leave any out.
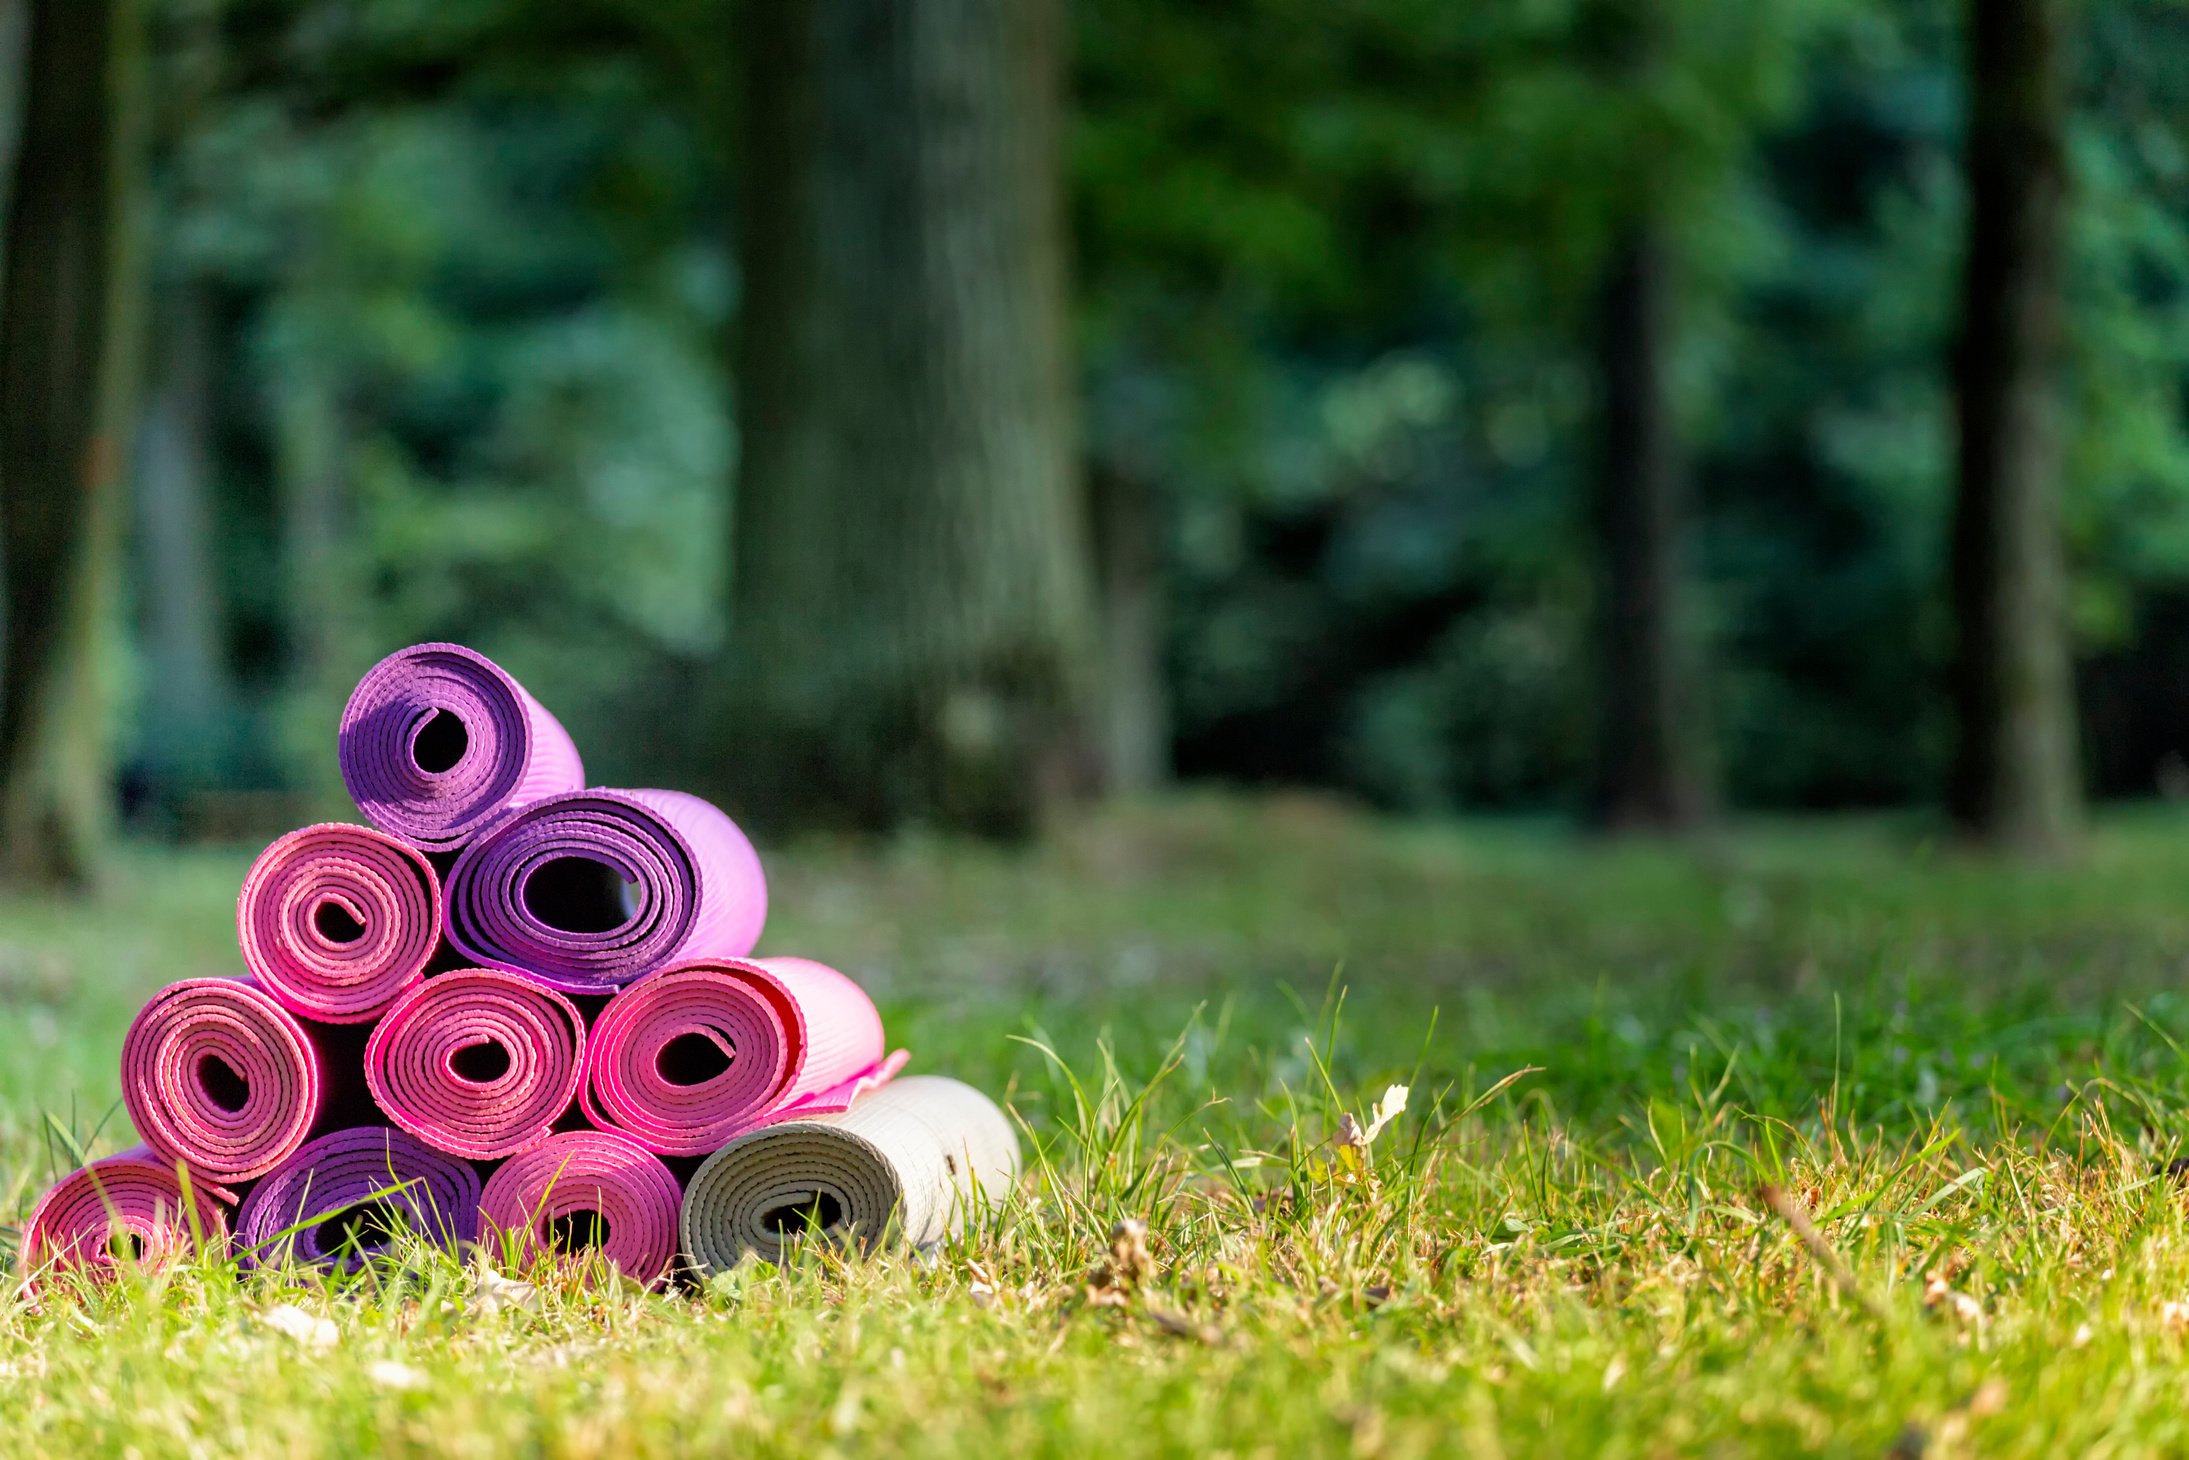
[197,1053,251,1113]
[108,1230,147,1263]
[763,1192,844,1235]
[411,708,468,773]
[547,1209,611,1253]
[315,1200,408,1255]
[656,1031,733,1086]
[522,855,640,935]
[313,900,367,944]
[449,1039,512,1083]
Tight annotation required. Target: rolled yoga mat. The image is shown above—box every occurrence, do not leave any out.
[238,822,442,1023]
[680,1076,1019,1273]
[338,642,585,852]
[122,977,326,1185]
[364,968,586,1160]
[478,1130,681,1287]
[581,956,904,1156]
[444,788,767,995]
[21,1147,229,1279]
[236,1126,482,1271]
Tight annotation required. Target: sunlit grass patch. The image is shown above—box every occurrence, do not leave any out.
[10,800,2189,1452]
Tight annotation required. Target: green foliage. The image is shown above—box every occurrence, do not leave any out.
[113,0,2189,816]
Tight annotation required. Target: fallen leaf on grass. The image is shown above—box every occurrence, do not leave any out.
[261,1304,337,1352]
[470,1262,540,1316]
[367,1360,426,1391]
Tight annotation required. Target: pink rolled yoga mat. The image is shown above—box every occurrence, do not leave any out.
[339,642,585,852]
[444,788,767,995]
[122,978,325,1185]
[237,1126,482,1270]
[364,968,585,1160]
[477,1130,682,1287]
[21,1147,229,1279]
[582,956,902,1156]
[238,822,441,1023]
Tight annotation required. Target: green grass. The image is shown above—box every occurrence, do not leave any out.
[15,794,2189,1454]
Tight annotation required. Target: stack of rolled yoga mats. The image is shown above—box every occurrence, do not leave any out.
[20,644,1019,1288]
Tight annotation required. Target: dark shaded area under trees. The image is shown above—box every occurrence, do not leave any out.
[5,0,2189,885]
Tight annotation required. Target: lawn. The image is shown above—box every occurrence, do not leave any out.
[9,794,2189,1454]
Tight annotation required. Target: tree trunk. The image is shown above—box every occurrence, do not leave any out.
[724,0,1096,837]
[1590,228,1706,832]
[1090,461,1169,793]
[1948,0,2079,854]
[0,0,147,888]
[133,281,233,802]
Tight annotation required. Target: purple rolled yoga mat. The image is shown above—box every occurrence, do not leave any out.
[236,1126,481,1270]
[20,1147,229,1281]
[443,788,767,995]
[121,978,326,1185]
[338,643,585,852]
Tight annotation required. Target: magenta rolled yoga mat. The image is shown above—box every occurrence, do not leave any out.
[238,822,441,1023]
[122,978,326,1185]
[22,1147,229,1278]
[364,968,586,1160]
[478,1130,681,1287]
[582,956,902,1157]
[237,1126,482,1270]
[339,642,585,852]
[444,788,767,995]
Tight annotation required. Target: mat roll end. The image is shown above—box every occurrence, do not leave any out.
[479,1130,682,1288]
[20,1147,230,1282]
[680,1075,1018,1275]
[338,642,584,852]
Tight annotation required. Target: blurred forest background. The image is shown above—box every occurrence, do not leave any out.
[0,0,2179,888]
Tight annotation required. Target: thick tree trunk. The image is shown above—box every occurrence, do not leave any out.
[0,0,146,887]
[133,282,232,798]
[1948,0,2079,854]
[725,0,1096,837]
[1090,461,1168,793]
[1590,228,1706,832]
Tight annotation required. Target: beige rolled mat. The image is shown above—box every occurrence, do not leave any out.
[680,1075,1018,1272]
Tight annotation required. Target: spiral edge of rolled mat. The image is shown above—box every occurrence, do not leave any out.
[236,1126,483,1271]
[363,968,588,1161]
[120,976,326,1185]
[20,1147,231,1283]
[337,641,586,852]
[237,822,443,1023]
[478,1130,683,1288]
[442,787,769,995]
[679,1076,1021,1275]
[578,956,898,1156]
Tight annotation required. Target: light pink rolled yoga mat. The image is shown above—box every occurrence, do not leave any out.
[238,822,441,1023]
[339,642,585,852]
[478,1130,681,1287]
[364,968,585,1160]
[582,956,903,1156]
[236,1126,482,1271]
[444,788,767,995]
[21,1147,229,1278]
[121,978,325,1185]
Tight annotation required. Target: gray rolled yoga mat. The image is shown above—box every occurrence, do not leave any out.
[680,1075,1019,1272]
